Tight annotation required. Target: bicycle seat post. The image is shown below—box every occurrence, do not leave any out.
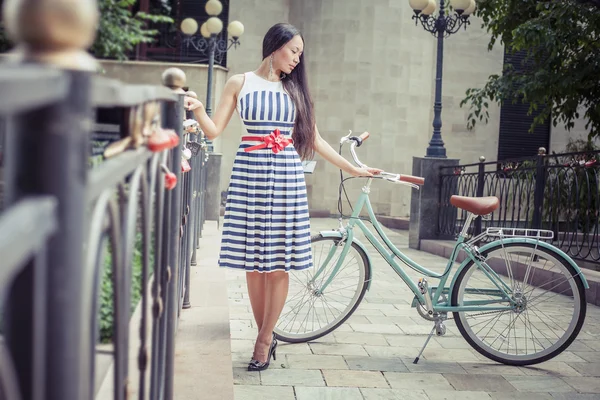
[458,213,476,239]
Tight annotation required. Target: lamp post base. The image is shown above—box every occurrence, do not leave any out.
[425,145,447,158]
[409,156,459,249]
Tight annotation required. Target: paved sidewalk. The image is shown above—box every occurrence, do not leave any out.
[174,221,234,400]
[226,218,600,400]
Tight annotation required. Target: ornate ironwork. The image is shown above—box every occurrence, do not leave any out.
[412,9,471,37]
[181,34,241,66]
[438,150,600,266]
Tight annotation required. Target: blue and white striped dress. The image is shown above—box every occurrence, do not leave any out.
[218,71,313,273]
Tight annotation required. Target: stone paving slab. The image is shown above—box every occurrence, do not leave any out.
[360,388,429,400]
[443,373,516,392]
[425,390,492,400]
[233,385,295,400]
[222,218,600,399]
[383,372,454,391]
[490,394,553,400]
[260,368,326,387]
[286,354,349,370]
[296,386,364,400]
[344,356,409,373]
[323,370,389,388]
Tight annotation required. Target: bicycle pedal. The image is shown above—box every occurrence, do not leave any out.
[435,320,446,336]
[435,321,446,336]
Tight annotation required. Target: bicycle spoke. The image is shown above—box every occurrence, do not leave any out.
[455,243,583,364]
[275,237,367,341]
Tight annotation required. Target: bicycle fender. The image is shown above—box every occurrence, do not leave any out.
[318,230,373,291]
[449,238,590,297]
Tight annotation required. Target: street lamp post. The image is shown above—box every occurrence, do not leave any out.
[180,1,243,269]
[181,0,244,117]
[408,0,476,158]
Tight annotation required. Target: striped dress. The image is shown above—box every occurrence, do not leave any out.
[218,71,313,273]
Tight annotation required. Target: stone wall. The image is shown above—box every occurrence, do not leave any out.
[92,0,590,218]
[282,0,504,216]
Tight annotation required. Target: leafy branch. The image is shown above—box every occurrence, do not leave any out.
[462,0,600,140]
[0,0,173,61]
[91,0,173,60]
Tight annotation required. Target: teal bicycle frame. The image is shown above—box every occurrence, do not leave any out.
[312,185,524,314]
[309,130,589,317]
[313,182,590,313]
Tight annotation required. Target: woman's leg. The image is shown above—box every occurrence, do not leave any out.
[252,271,289,362]
[246,271,266,332]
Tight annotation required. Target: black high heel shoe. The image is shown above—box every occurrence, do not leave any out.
[248,333,278,372]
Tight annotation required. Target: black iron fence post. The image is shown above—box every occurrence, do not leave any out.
[190,142,202,267]
[200,150,208,236]
[532,147,547,230]
[4,70,93,400]
[163,94,184,400]
[182,168,192,309]
[474,156,486,236]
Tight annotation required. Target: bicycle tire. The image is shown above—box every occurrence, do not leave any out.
[451,241,586,366]
[274,234,371,343]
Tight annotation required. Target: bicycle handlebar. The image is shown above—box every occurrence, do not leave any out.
[341,130,425,188]
[399,174,425,186]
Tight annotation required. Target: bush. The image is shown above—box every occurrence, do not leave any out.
[99,232,153,343]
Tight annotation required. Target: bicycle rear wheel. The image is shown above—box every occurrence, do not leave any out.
[274,235,371,343]
[452,241,586,366]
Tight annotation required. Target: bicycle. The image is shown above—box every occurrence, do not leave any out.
[274,131,589,366]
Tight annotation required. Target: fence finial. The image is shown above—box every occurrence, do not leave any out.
[162,68,187,93]
[1,0,99,70]
[538,147,547,156]
[479,156,486,162]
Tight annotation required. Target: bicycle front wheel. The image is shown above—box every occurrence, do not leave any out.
[274,235,371,343]
[452,241,586,366]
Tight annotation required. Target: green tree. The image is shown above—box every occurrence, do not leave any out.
[461,0,600,140]
[92,0,173,60]
[0,0,172,60]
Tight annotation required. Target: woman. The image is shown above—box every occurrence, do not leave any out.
[185,23,380,371]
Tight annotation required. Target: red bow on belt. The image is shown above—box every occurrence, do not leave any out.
[243,129,293,153]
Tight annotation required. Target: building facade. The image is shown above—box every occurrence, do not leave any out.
[107,0,591,217]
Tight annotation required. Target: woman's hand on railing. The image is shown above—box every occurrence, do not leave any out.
[185,96,204,111]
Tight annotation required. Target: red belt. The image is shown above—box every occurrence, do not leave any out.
[243,129,293,154]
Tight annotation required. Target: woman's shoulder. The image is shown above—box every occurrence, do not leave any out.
[223,74,246,101]
[226,73,246,90]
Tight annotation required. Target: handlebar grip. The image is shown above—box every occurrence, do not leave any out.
[399,174,425,186]
[359,131,370,141]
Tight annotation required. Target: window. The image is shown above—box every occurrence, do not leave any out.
[137,0,231,67]
[497,47,550,161]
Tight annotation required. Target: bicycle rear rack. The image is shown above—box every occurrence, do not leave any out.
[486,227,554,240]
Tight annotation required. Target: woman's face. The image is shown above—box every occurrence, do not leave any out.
[274,35,304,75]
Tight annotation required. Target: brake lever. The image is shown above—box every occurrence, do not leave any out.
[376,174,420,190]
[394,180,420,190]
[340,130,353,144]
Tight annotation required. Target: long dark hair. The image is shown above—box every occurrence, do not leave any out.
[262,23,315,160]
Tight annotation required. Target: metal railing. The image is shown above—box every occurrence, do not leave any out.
[439,150,600,265]
[0,64,208,400]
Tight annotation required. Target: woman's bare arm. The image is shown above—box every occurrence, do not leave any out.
[186,74,244,140]
[313,125,381,177]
